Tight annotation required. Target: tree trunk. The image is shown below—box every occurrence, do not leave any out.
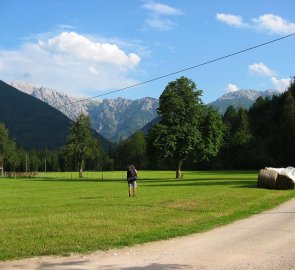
[79,160,83,178]
[176,161,182,179]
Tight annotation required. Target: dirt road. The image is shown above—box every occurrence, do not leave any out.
[1,198,295,270]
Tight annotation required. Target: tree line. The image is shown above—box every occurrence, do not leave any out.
[1,76,294,177]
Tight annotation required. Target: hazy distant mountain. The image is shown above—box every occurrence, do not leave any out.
[89,97,158,141]
[11,81,159,142]
[209,89,281,114]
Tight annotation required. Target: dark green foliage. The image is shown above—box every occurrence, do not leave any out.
[277,90,295,165]
[63,114,102,177]
[147,77,224,177]
[0,123,18,171]
[198,107,224,161]
[217,77,295,169]
[110,131,146,170]
[248,78,295,168]
[219,107,255,169]
[147,77,203,177]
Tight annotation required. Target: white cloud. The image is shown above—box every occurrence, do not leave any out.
[271,77,291,92]
[216,13,247,28]
[249,62,276,77]
[42,32,140,68]
[145,17,174,31]
[0,32,141,97]
[143,2,182,15]
[142,1,183,31]
[89,66,99,75]
[217,13,295,35]
[252,14,295,35]
[248,62,290,92]
[0,61,5,71]
[227,83,239,92]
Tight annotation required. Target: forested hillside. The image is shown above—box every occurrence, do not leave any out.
[0,80,72,149]
[0,80,110,151]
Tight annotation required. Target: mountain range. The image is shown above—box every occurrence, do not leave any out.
[5,80,281,145]
[10,81,159,142]
[0,80,110,150]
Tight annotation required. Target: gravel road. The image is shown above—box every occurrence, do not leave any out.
[1,198,295,270]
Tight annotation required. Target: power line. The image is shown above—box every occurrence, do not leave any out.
[58,33,295,108]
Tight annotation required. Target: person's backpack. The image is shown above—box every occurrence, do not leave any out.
[130,168,137,178]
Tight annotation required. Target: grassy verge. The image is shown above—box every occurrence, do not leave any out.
[0,170,294,261]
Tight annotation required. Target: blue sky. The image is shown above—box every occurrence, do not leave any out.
[0,0,294,103]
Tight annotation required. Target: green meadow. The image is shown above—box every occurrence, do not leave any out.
[0,170,294,261]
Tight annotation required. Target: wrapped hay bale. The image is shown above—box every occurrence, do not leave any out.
[258,167,295,190]
[276,175,295,190]
[257,169,278,189]
[275,167,295,190]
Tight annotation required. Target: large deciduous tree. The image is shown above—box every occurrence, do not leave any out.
[147,76,222,178]
[64,114,99,177]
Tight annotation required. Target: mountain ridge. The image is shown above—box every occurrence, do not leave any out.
[10,81,159,142]
[208,89,280,114]
[0,80,110,151]
[9,81,281,141]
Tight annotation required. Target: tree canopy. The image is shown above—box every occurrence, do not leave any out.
[63,114,101,177]
[147,76,223,178]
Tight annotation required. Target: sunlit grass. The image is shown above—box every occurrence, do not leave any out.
[0,170,294,260]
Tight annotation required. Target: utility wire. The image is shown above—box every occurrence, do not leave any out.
[58,33,295,108]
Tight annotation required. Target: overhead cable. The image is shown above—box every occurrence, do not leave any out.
[58,33,295,108]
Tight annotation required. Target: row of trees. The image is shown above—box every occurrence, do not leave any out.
[1,76,294,178]
[0,116,110,175]
[105,76,295,175]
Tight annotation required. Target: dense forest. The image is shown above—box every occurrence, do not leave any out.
[1,77,294,174]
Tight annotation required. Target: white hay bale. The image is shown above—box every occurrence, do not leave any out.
[258,167,295,190]
[257,169,278,189]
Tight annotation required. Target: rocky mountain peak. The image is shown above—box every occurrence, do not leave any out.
[9,81,159,142]
[10,81,95,120]
[218,89,262,101]
[209,89,281,114]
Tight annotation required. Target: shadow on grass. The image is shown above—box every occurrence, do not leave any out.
[142,179,257,189]
[29,178,126,183]
[26,173,257,189]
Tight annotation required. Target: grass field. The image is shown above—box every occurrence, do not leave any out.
[0,170,294,261]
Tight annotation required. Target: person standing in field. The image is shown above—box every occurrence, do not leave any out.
[127,164,138,197]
